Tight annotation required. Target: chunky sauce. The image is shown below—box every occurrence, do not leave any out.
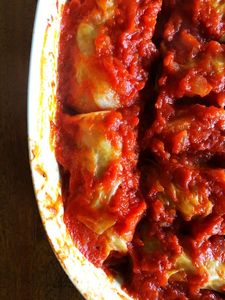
[56,0,225,299]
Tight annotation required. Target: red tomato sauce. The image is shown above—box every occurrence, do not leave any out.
[56,0,225,299]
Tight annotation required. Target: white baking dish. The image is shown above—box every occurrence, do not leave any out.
[28,1,132,299]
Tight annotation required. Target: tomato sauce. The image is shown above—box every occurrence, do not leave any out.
[56,0,225,299]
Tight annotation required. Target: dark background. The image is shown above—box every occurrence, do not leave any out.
[0,1,84,299]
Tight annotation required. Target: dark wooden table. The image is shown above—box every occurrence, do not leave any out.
[0,1,84,299]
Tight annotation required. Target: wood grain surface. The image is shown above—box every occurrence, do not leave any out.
[0,1,84,299]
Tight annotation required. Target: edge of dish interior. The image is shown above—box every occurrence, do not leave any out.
[28,1,132,299]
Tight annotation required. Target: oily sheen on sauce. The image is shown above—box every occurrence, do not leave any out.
[55,0,225,299]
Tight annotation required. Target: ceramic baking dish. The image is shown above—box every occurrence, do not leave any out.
[28,1,132,299]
